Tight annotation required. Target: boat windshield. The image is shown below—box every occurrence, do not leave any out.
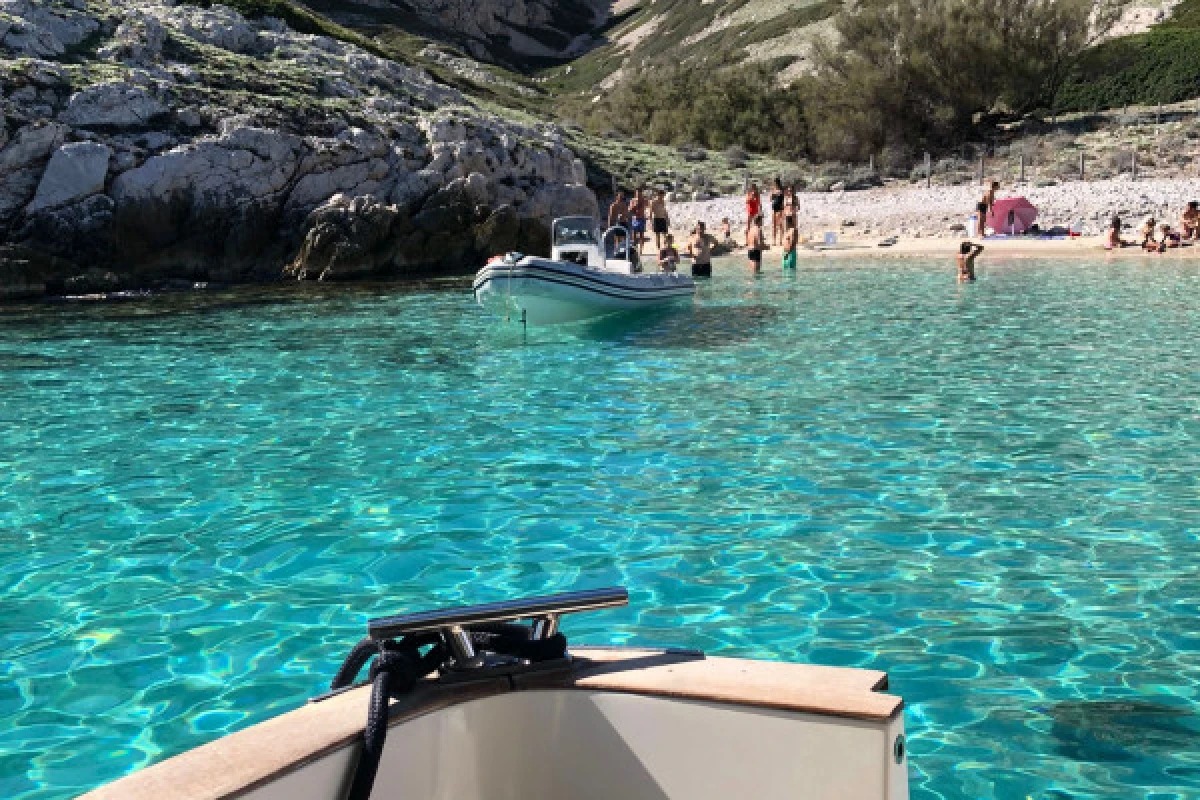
[553,218,598,247]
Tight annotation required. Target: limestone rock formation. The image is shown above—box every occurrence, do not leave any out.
[0,0,598,297]
[28,141,111,212]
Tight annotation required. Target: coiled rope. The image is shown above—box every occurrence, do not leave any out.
[330,624,567,800]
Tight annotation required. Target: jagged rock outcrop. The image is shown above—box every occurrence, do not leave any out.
[28,141,110,212]
[0,0,597,297]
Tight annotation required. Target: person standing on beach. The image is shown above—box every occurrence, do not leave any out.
[745,183,762,245]
[747,214,765,273]
[688,222,713,277]
[958,241,983,281]
[769,177,785,247]
[976,181,998,237]
[781,216,797,270]
[628,188,647,254]
[608,190,629,229]
[650,189,670,252]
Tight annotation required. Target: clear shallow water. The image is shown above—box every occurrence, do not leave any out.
[1,259,1198,800]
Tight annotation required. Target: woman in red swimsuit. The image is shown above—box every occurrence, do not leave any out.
[745,183,761,246]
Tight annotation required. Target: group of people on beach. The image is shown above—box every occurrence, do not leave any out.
[1106,202,1200,252]
[606,177,1200,280]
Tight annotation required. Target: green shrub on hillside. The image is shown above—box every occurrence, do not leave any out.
[1056,0,1200,110]
[564,64,809,158]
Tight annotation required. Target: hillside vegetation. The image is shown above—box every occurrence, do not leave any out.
[1056,0,1200,110]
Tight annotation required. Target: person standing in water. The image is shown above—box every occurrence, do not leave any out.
[608,190,629,229]
[783,184,798,232]
[628,188,647,254]
[975,181,998,237]
[958,241,983,281]
[781,216,797,270]
[688,221,713,277]
[658,233,680,273]
[747,214,765,273]
[769,177,785,246]
[650,189,670,252]
[745,183,761,245]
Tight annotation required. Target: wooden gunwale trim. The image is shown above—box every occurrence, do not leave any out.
[77,648,902,800]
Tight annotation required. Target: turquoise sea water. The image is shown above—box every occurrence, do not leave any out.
[1,258,1198,800]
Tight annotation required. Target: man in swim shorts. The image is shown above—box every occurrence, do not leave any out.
[746,214,764,273]
[608,190,629,229]
[688,222,713,277]
[975,181,998,237]
[629,188,647,253]
[650,189,669,252]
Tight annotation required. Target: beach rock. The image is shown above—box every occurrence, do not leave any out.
[28,141,111,213]
[59,83,168,128]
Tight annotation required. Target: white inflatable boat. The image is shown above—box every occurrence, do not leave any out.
[472,217,695,325]
[79,588,909,800]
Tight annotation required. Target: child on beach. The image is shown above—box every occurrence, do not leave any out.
[781,217,797,270]
[720,217,732,244]
[658,234,680,273]
[958,241,983,281]
[746,215,765,273]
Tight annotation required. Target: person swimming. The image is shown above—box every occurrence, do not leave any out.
[957,241,983,281]
[658,233,680,273]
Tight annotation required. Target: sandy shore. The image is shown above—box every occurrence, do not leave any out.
[666,177,1200,241]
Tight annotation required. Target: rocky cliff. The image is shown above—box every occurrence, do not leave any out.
[0,0,597,299]
[305,0,610,68]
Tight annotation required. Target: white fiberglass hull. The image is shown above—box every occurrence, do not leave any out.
[80,648,908,800]
[473,257,695,325]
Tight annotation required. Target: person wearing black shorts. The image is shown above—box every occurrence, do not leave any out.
[747,215,765,273]
[650,189,669,251]
[688,221,713,277]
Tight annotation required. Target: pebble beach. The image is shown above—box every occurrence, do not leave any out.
[667,176,1200,241]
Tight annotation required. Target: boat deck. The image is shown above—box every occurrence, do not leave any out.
[79,647,902,800]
